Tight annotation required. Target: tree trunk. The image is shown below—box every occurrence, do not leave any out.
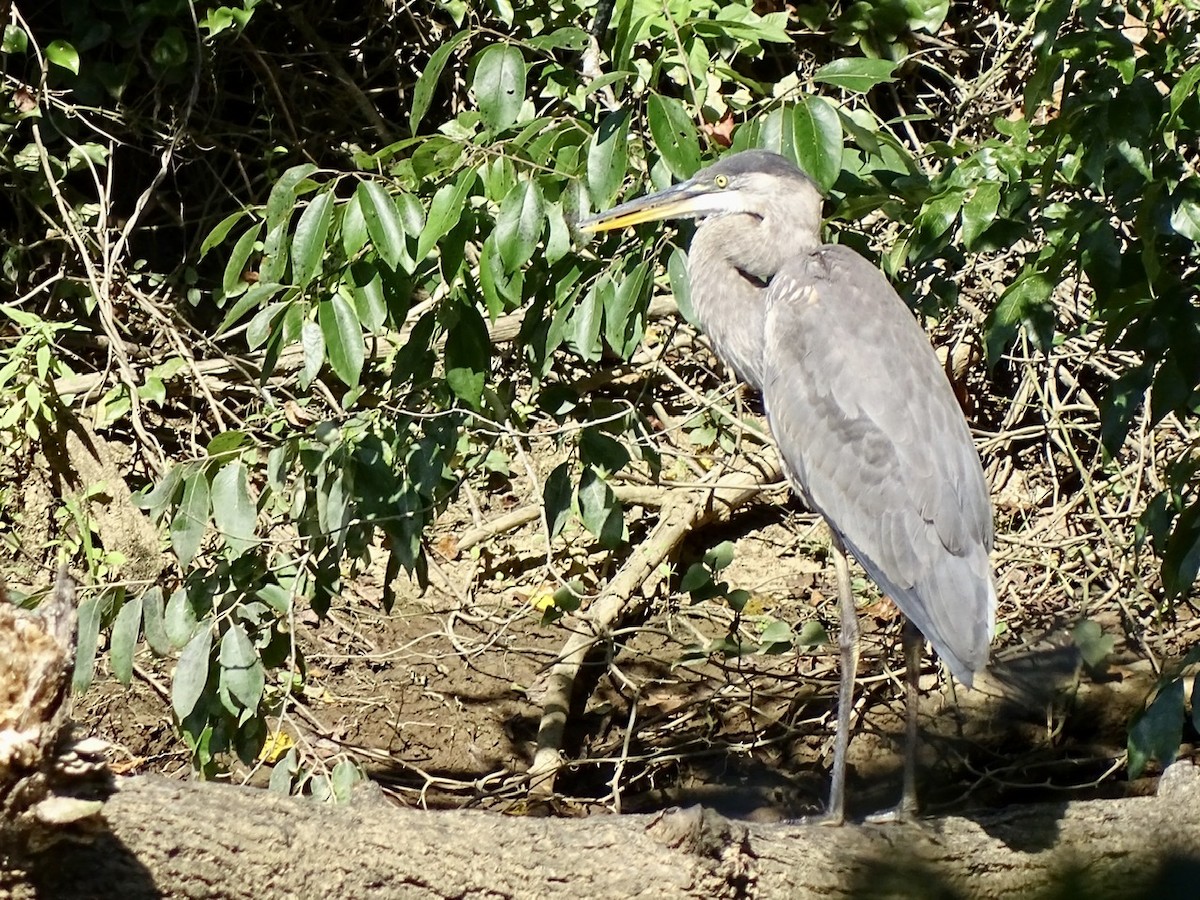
[3,770,1200,899]
[3,573,1200,899]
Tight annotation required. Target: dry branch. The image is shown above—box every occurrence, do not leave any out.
[51,296,680,402]
[527,448,784,798]
[3,769,1200,899]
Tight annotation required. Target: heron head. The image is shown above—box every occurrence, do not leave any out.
[578,150,822,233]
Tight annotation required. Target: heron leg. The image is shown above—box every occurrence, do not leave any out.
[822,530,858,826]
[866,620,923,824]
[899,620,923,815]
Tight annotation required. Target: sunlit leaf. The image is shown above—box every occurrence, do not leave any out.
[318,293,365,388]
[291,191,333,287]
[789,96,843,192]
[411,30,470,133]
[46,39,80,75]
[814,58,897,93]
[109,593,143,686]
[357,182,406,272]
[221,224,262,299]
[212,461,256,557]
[587,109,631,208]
[171,470,211,567]
[474,44,526,132]
[961,182,1000,250]
[1170,195,1200,242]
[647,94,701,179]
[416,170,476,262]
[173,627,213,721]
[495,179,544,271]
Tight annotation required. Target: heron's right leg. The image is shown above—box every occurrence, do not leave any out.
[823,530,859,826]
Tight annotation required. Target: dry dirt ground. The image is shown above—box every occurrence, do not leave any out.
[72,462,1193,824]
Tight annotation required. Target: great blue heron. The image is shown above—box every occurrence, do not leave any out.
[579,150,996,824]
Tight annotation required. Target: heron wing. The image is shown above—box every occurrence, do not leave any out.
[761,244,996,684]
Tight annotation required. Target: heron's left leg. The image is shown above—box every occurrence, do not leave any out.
[866,619,923,823]
[899,620,923,815]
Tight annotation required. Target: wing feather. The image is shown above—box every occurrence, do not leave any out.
[762,245,996,684]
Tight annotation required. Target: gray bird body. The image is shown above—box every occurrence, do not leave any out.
[761,244,994,684]
[580,149,997,819]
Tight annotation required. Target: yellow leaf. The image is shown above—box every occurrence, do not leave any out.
[258,730,294,763]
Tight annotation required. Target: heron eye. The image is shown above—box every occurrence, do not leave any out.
[714,175,729,188]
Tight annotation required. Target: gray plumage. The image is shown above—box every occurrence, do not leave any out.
[580,149,997,821]
[762,244,995,684]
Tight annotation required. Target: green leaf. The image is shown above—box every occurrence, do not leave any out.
[141,587,170,656]
[300,320,325,389]
[914,189,965,250]
[985,269,1054,364]
[1071,619,1114,675]
[3,25,28,54]
[221,224,263,299]
[577,467,624,549]
[417,170,476,262]
[797,620,828,647]
[604,262,647,358]
[216,282,286,337]
[680,563,712,593]
[133,465,183,517]
[212,461,256,557]
[580,429,630,475]
[72,593,105,694]
[411,30,470,133]
[789,96,843,192]
[357,181,407,272]
[151,27,188,69]
[903,0,950,32]
[318,293,365,388]
[1128,677,1185,780]
[444,303,491,408]
[164,588,199,649]
[543,462,572,538]
[219,624,265,711]
[668,247,696,326]
[109,593,143,686]
[495,180,544,271]
[760,619,794,646]
[1170,196,1200,243]
[46,40,80,75]
[173,627,213,721]
[961,182,1000,250]
[1161,499,1200,599]
[569,276,607,362]
[647,94,702,179]
[474,44,526,132]
[587,109,631,208]
[201,209,249,258]
[171,470,210,567]
[244,301,288,350]
[207,430,249,458]
[704,541,735,571]
[813,58,897,93]
[291,191,334,287]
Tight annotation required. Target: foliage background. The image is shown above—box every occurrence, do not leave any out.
[1,0,1198,803]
